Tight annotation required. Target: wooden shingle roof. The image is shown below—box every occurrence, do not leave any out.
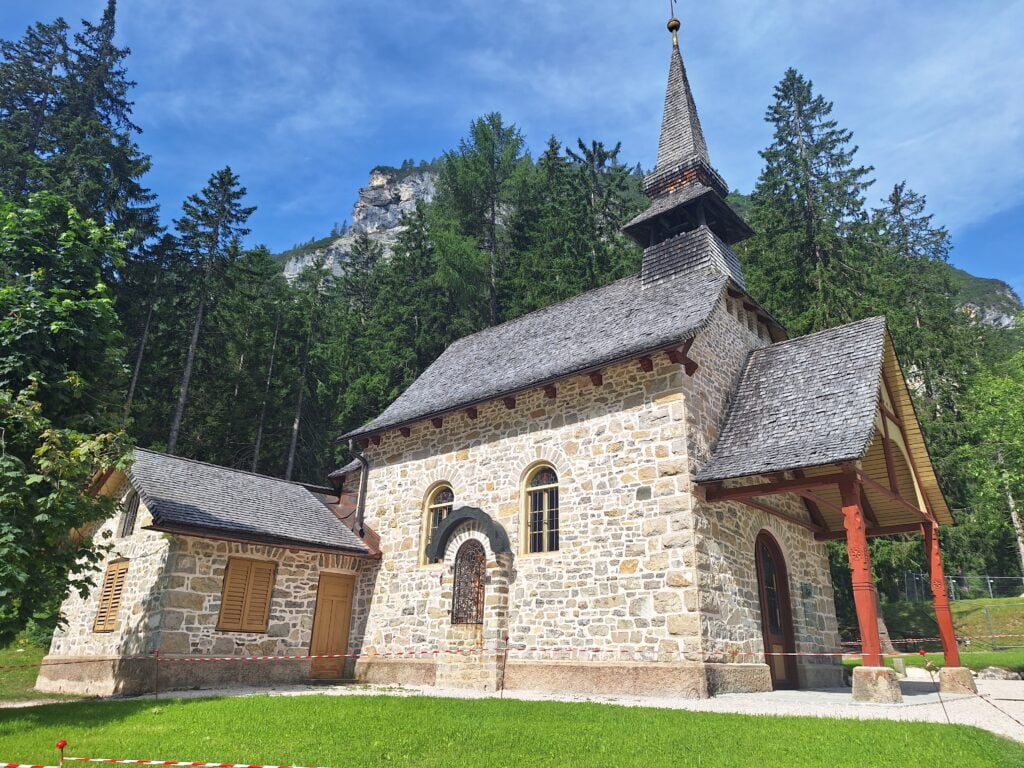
[129,448,369,553]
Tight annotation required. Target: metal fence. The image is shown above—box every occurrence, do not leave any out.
[901,572,1024,602]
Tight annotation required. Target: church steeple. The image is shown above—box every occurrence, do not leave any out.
[622,12,753,288]
[655,17,710,173]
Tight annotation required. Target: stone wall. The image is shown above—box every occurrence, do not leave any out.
[157,537,369,659]
[353,291,839,694]
[46,477,170,661]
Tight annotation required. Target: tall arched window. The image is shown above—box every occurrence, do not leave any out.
[424,484,454,564]
[525,466,559,553]
[451,539,485,624]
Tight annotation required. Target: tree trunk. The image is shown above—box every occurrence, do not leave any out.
[1002,468,1024,577]
[167,280,207,454]
[123,296,155,424]
[251,313,280,473]
[488,197,499,326]
[285,324,312,481]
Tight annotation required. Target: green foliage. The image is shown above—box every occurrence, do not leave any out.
[0,1,158,248]
[0,192,130,644]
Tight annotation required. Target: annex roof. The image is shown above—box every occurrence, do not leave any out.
[345,269,733,439]
[696,316,952,526]
[128,448,369,554]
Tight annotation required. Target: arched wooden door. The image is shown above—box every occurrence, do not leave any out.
[755,531,798,689]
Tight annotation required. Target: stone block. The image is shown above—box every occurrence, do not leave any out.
[165,591,205,611]
[938,666,978,694]
[852,666,902,703]
[667,614,699,636]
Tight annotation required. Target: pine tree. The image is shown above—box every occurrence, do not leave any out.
[0,19,69,198]
[342,232,384,318]
[167,167,255,454]
[438,113,529,325]
[742,68,875,334]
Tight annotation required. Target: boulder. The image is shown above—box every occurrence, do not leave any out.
[976,666,1022,681]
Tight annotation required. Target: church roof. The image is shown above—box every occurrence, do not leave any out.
[695,317,888,482]
[129,448,370,553]
[344,269,733,439]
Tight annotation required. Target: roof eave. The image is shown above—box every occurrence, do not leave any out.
[343,322,723,442]
[144,522,375,558]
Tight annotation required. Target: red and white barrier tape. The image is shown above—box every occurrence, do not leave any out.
[2,763,59,768]
[65,759,324,768]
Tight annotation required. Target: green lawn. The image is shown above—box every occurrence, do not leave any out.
[882,596,1024,647]
[0,695,1021,768]
[0,640,77,702]
[845,648,1024,676]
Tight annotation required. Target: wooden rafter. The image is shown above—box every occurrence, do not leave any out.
[814,523,923,542]
[737,498,825,534]
[705,472,848,501]
[857,471,933,524]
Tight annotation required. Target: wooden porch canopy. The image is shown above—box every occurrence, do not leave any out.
[696,317,960,668]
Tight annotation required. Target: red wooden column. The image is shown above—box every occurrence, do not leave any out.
[839,477,884,667]
[923,523,961,667]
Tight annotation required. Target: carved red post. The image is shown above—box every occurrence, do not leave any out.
[923,523,961,667]
[839,476,883,667]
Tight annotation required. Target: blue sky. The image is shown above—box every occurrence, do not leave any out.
[3,0,1022,296]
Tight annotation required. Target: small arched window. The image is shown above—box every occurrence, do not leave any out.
[451,539,485,624]
[526,466,559,553]
[424,485,454,564]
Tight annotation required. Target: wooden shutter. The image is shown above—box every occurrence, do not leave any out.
[93,559,129,632]
[217,557,276,633]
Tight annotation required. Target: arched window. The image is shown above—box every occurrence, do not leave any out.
[424,484,454,564]
[451,539,485,624]
[525,466,559,553]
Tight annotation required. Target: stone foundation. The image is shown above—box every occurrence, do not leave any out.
[797,661,846,689]
[852,666,902,703]
[35,654,320,696]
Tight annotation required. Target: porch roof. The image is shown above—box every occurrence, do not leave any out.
[696,316,952,533]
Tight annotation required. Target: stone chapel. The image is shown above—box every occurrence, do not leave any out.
[40,14,968,704]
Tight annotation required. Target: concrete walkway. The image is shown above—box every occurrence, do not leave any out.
[141,668,1024,743]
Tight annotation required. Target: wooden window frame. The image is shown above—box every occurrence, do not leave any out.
[117,490,140,538]
[422,483,454,565]
[93,559,130,633]
[216,556,277,633]
[525,465,560,554]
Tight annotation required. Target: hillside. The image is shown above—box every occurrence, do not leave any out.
[946,264,1021,328]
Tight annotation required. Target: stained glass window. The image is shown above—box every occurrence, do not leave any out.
[451,539,485,624]
[526,466,559,553]
[425,485,454,564]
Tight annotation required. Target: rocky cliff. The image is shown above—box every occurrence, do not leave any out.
[282,166,436,279]
[948,265,1021,329]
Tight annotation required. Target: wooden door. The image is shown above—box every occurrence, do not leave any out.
[310,573,354,679]
[755,532,798,689]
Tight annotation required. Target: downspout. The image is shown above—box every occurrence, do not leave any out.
[348,439,369,538]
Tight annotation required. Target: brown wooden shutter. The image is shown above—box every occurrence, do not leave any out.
[93,559,129,632]
[217,557,276,633]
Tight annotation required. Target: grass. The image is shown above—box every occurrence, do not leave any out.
[845,648,1024,676]
[0,695,1021,768]
[0,639,78,703]
[883,596,1024,646]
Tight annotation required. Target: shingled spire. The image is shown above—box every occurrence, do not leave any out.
[623,14,752,288]
[655,17,710,172]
